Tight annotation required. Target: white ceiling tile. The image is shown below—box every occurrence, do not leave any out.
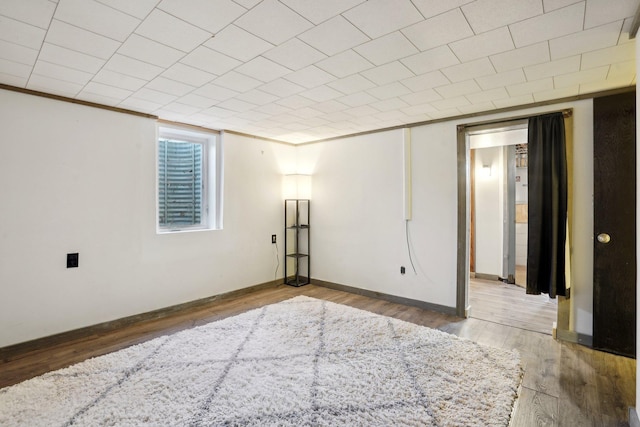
[401,102,437,116]
[465,87,509,104]
[462,0,543,34]
[235,57,291,83]
[118,97,164,112]
[193,83,238,101]
[411,0,474,19]
[431,96,470,110]
[449,27,515,63]
[345,105,378,117]
[33,60,93,85]
[0,0,55,29]
[0,40,38,65]
[216,98,256,112]
[55,0,140,42]
[524,56,580,80]
[490,42,550,72]
[283,65,335,89]
[204,25,274,62]
[235,0,313,45]
[402,9,473,52]
[618,16,636,44]
[367,82,411,100]
[434,80,482,98]
[201,105,237,118]
[45,20,119,59]
[117,34,185,68]
[27,74,83,96]
[338,91,378,107]
[105,54,164,80]
[39,43,104,73]
[145,76,195,96]
[0,58,31,78]
[289,107,323,119]
[441,57,495,83]
[584,0,637,29]
[177,93,217,108]
[327,74,375,95]
[0,15,46,50]
[543,0,582,13]
[581,42,636,70]
[235,110,271,122]
[361,62,414,86]
[83,81,133,99]
[476,68,526,90]
[316,50,373,78]
[212,71,261,92]
[280,0,365,25]
[235,89,279,106]
[134,87,177,104]
[354,32,418,66]
[506,77,554,96]
[300,85,343,102]
[374,109,407,121]
[343,0,423,38]
[492,93,534,108]
[277,95,315,110]
[533,84,579,102]
[262,38,326,71]
[180,46,241,76]
[160,102,201,115]
[94,0,160,19]
[260,78,305,97]
[457,102,496,115]
[509,2,585,48]
[327,74,376,95]
[158,0,246,33]
[401,46,459,75]
[370,97,409,112]
[549,21,622,60]
[313,100,349,113]
[233,0,260,8]
[76,91,122,106]
[606,60,635,83]
[93,69,147,91]
[161,63,216,87]
[299,16,369,56]
[135,9,212,52]
[401,70,450,91]
[400,88,442,105]
[554,65,609,88]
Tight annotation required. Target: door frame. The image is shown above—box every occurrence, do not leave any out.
[456,112,571,333]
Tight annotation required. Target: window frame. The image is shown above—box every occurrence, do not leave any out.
[156,125,223,234]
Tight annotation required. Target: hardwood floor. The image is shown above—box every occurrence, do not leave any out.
[0,284,635,426]
[470,277,557,335]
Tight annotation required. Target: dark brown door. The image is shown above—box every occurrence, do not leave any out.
[593,91,636,358]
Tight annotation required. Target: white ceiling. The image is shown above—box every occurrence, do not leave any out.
[0,0,637,144]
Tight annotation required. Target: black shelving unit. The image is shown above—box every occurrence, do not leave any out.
[284,199,310,287]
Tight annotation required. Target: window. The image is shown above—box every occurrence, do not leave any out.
[157,126,222,232]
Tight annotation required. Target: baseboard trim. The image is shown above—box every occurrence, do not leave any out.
[630,407,640,427]
[312,279,458,316]
[555,328,593,347]
[474,273,500,281]
[0,279,281,361]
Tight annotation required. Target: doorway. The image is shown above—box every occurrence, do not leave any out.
[464,123,558,335]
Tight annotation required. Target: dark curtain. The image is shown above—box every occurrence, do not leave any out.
[527,112,567,298]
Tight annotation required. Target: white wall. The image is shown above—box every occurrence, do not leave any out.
[0,89,291,347]
[300,99,594,334]
[473,146,504,277]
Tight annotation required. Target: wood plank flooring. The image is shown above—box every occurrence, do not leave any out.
[0,284,635,426]
[470,277,557,335]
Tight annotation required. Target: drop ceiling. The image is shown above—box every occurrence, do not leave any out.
[0,0,637,143]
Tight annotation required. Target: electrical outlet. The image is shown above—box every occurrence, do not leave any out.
[271,234,277,244]
[67,253,79,268]
[400,266,406,275]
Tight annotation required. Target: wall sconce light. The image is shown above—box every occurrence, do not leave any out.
[282,174,312,199]
[482,165,492,177]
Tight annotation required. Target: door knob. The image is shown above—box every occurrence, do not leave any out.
[597,233,611,243]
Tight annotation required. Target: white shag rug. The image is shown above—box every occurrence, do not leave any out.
[0,296,522,426]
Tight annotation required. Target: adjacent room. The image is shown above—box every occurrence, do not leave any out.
[0,0,638,425]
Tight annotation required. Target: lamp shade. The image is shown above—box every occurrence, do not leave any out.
[283,174,312,199]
